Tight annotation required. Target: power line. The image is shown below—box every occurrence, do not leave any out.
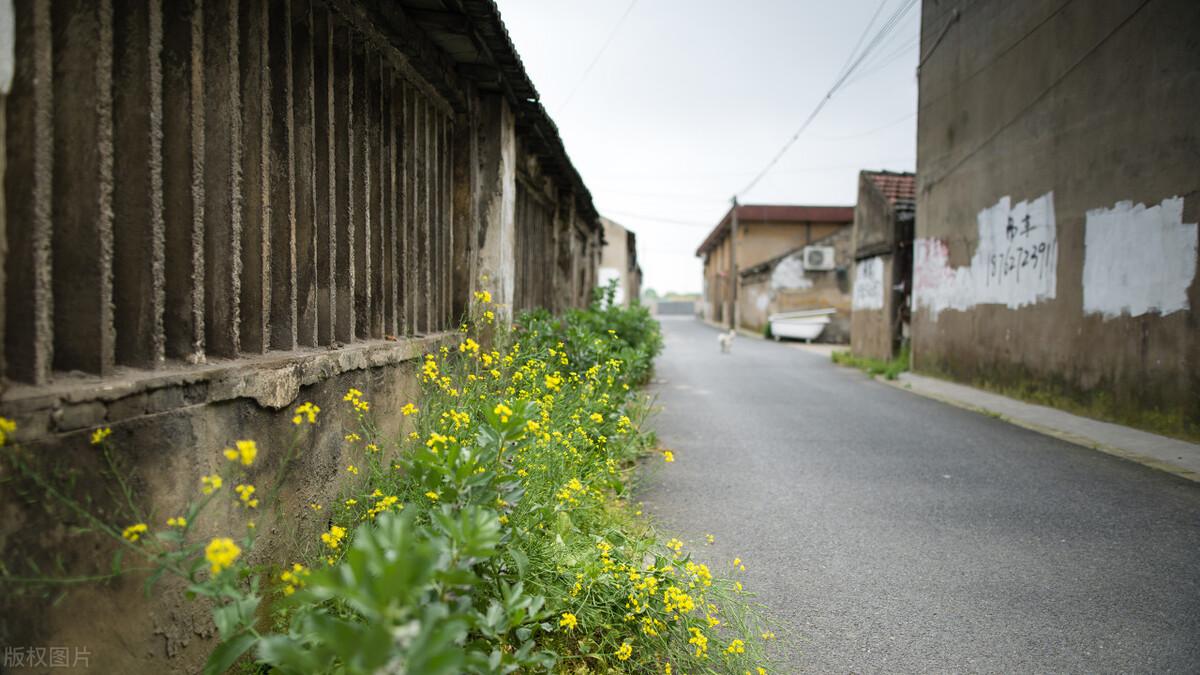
[557,0,638,111]
[736,0,919,198]
[597,208,714,228]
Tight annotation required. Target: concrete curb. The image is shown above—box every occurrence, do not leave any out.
[875,375,1200,484]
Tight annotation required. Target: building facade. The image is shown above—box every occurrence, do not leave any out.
[697,204,854,328]
[599,217,642,307]
[850,170,915,360]
[0,0,604,668]
[914,0,1199,436]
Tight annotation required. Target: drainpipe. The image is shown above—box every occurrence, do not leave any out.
[729,196,739,331]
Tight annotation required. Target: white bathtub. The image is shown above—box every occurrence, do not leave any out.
[768,308,836,342]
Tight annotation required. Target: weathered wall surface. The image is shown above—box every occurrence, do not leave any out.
[915,0,1200,435]
[851,255,894,360]
[0,0,606,670]
[739,226,854,342]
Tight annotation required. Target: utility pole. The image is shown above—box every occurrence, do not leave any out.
[729,195,739,331]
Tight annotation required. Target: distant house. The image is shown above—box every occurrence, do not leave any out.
[599,218,643,307]
[850,171,916,360]
[696,204,854,332]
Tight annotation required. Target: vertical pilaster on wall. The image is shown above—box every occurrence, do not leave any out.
[442,116,453,329]
[451,104,479,323]
[113,0,166,368]
[5,0,54,384]
[51,0,115,375]
[312,5,334,345]
[430,110,441,330]
[239,0,269,354]
[383,70,398,337]
[367,54,383,339]
[474,94,516,322]
[162,0,205,364]
[332,24,354,343]
[267,0,296,351]
[202,0,241,358]
[351,44,369,340]
[401,82,416,336]
[415,96,430,333]
[291,0,318,348]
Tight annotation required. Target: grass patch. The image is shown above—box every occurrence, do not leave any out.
[831,344,910,381]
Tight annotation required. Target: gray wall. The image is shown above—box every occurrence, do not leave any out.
[914,0,1200,435]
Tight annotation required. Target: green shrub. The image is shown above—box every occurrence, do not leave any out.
[3,286,772,674]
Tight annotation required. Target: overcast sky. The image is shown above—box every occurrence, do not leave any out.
[494,0,921,294]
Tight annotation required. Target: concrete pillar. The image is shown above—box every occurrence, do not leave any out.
[380,62,395,337]
[331,24,354,344]
[401,81,415,336]
[351,44,369,340]
[51,0,116,375]
[291,0,318,348]
[267,0,296,351]
[239,0,270,354]
[202,0,241,357]
[474,94,514,321]
[450,99,480,323]
[367,53,383,339]
[415,96,430,333]
[312,5,334,345]
[162,0,206,364]
[5,0,53,384]
[112,0,165,369]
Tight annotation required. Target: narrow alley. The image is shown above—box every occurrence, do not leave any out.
[642,317,1200,673]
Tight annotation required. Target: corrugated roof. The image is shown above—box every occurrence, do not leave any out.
[695,204,854,257]
[863,170,916,206]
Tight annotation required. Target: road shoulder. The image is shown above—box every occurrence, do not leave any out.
[879,371,1200,483]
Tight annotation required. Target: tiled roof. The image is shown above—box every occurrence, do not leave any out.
[863,170,916,205]
[695,204,854,257]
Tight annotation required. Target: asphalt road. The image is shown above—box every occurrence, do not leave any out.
[639,317,1200,674]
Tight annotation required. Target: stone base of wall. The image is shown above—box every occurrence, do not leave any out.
[0,333,454,673]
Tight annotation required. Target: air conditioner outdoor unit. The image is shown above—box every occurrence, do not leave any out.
[803,246,836,271]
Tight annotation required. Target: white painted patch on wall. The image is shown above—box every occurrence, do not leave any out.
[852,256,885,310]
[0,0,12,94]
[770,254,813,291]
[1082,196,1197,319]
[913,191,1058,319]
[755,293,769,312]
[598,267,624,305]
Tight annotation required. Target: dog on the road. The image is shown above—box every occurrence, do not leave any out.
[717,329,736,354]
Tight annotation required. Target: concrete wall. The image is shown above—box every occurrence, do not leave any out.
[850,173,914,361]
[599,217,641,307]
[0,0,605,669]
[915,0,1200,435]
[700,220,846,324]
[739,226,854,342]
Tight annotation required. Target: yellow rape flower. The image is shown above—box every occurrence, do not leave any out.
[559,613,577,630]
[493,403,513,423]
[663,450,675,463]
[424,491,440,501]
[122,523,148,542]
[725,639,745,655]
[280,562,310,596]
[205,537,241,574]
[223,440,258,466]
[321,525,346,550]
[292,401,320,425]
[589,412,603,424]
[401,403,418,416]
[167,516,187,528]
[615,643,632,661]
[0,417,16,446]
[90,427,112,445]
[234,483,259,508]
[474,289,492,303]
[201,474,223,495]
[346,465,359,475]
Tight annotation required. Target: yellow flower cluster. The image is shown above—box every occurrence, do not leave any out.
[280,563,310,596]
[234,483,259,508]
[292,401,320,425]
[201,474,223,495]
[222,440,258,466]
[0,417,15,446]
[615,643,633,661]
[205,537,241,574]
[559,612,577,631]
[321,525,346,550]
[401,403,419,416]
[90,427,112,445]
[343,388,370,413]
[122,523,148,542]
[167,516,187,528]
